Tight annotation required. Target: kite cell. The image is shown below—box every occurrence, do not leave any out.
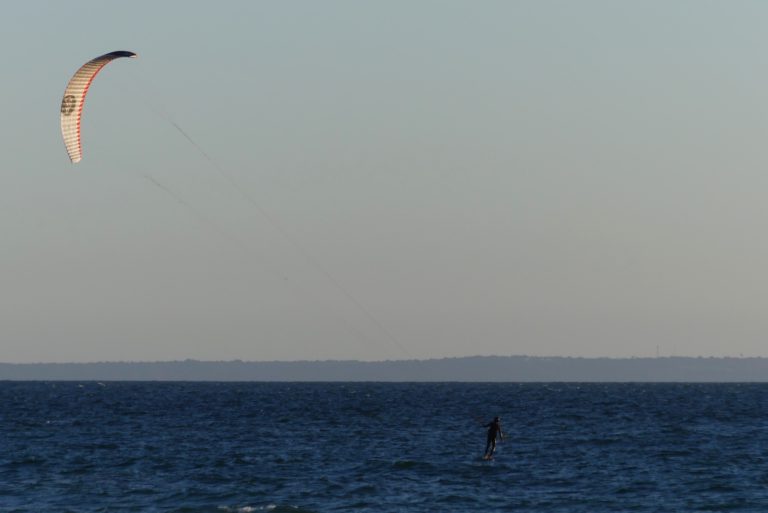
[60,51,137,163]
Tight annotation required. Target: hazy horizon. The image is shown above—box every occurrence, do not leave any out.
[6,355,768,383]
[2,353,763,366]
[4,2,768,363]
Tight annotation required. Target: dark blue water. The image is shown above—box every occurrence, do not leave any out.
[3,382,768,512]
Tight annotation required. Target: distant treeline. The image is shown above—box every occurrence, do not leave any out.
[2,356,768,381]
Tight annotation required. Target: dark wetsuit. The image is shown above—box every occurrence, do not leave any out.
[484,418,503,458]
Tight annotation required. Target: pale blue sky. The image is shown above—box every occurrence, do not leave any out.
[3,1,768,362]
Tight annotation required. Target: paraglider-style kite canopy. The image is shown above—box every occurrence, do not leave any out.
[60,51,137,163]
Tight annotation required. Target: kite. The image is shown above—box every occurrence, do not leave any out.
[60,51,137,163]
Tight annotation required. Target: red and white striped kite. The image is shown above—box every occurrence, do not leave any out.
[60,51,137,163]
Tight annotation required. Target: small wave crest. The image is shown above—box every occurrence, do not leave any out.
[218,505,318,513]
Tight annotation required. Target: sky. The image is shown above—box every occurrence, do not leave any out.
[3,1,768,363]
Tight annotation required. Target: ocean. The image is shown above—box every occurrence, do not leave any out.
[2,382,768,512]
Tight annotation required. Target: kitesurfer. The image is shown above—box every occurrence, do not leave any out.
[483,416,504,459]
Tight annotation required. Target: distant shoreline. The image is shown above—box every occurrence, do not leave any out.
[3,355,768,382]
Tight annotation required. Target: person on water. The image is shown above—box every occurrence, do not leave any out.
[483,416,504,459]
